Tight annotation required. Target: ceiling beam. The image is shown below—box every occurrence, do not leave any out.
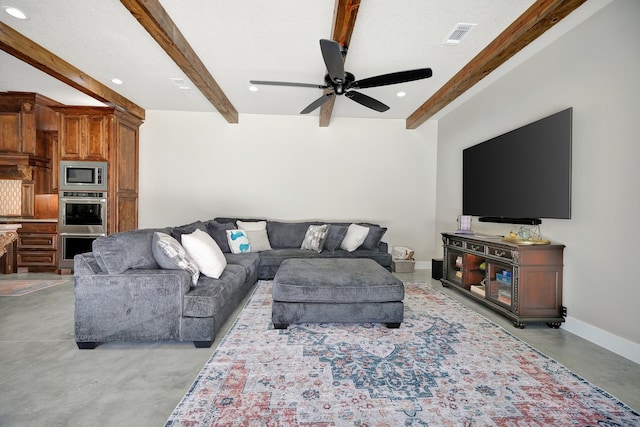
[0,22,146,120]
[406,0,587,129]
[120,0,238,124]
[319,0,361,127]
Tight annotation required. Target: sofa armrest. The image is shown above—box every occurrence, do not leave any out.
[74,268,192,343]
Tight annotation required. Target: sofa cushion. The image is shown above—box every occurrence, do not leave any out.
[151,232,200,285]
[226,229,251,254]
[183,264,247,317]
[323,225,348,251]
[360,225,388,250]
[224,252,260,280]
[204,220,235,253]
[181,229,227,279]
[237,220,272,252]
[268,221,320,248]
[301,224,329,253]
[92,229,159,274]
[341,224,370,252]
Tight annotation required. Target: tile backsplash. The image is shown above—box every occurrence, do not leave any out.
[0,180,22,216]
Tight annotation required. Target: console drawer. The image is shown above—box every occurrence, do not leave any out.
[486,245,513,260]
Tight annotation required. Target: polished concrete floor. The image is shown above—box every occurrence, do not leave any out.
[1,270,638,426]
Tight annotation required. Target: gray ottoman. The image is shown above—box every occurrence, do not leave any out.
[272,258,404,329]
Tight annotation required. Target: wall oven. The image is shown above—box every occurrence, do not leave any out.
[58,190,107,269]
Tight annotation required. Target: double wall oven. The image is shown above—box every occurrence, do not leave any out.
[58,161,108,269]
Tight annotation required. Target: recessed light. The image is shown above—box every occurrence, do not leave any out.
[249,85,259,92]
[3,6,27,20]
[111,78,124,85]
[396,91,407,98]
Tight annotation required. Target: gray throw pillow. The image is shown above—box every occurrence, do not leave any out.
[92,229,159,274]
[171,220,207,243]
[360,225,388,250]
[324,225,348,251]
[204,220,235,253]
[151,232,200,285]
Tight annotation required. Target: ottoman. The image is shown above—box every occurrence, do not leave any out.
[272,258,404,329]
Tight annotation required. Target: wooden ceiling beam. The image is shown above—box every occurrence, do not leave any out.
[0,22,146,120]
[406,0,587,129]
[319,0,361,127]
[120,0,238,124]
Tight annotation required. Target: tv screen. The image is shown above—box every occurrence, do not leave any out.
[462,108,572,221]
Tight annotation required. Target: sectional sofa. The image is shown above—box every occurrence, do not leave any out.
[74,217,392,349]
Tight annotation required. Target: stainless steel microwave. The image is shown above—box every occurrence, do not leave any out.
[59,161,108,191]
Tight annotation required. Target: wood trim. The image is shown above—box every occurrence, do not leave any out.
[0,22,146,121]
[319,0,360,127]
[120,0,239,124]
[406,0,587,129]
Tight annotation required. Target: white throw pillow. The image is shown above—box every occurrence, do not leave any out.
[340,223,370,252]
[237,220,272,252]
[226,229,251,254]
[181,229,227,279]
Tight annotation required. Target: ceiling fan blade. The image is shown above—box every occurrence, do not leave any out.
[320,39,345,84]
[352,68,433,89]
[345,91,389,112]
[250,80,327,89]
[300,93,335,114]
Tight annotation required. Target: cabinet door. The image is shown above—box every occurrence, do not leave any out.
[60,115,109,161]
[486,262,514,310]
[60,115,83,159]
[85,115,108,160]
[0,113,21,152]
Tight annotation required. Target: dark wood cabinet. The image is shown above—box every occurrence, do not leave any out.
[441,232,565,328]
[16,221,58,272]
[57,106,142,234]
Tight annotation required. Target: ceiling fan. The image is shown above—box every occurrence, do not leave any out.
[250,39,433,114]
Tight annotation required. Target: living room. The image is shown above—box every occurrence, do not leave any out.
[1,0,639,425]
[136,0,639,365]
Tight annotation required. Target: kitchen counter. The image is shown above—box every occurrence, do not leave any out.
[0,217,58,223]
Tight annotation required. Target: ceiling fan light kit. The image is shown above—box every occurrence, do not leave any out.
[250,39,432,115]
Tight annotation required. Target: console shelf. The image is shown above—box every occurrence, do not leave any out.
[441,232,565,328]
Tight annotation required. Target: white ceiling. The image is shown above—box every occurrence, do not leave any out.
[1,0,540,120]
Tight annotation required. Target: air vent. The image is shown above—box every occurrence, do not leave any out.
[443,23,477,45]
[169,78,190,90]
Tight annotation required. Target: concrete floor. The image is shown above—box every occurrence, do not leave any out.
[0,270,638,426]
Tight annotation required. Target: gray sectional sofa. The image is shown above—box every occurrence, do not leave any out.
[74,217,391,349]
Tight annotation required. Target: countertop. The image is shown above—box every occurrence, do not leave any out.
[0,217,58,223]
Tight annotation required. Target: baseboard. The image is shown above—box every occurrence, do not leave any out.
[563,316,640,365]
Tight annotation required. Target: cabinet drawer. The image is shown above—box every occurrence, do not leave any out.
[465,242,485,253]
[18,233,57,250]
[17,251,57,267]
[486,245,513,260]
[18,222,57,233]
[447,238,464,249]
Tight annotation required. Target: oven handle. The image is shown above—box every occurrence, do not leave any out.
[59,198,107,203]
[59,232,106,237]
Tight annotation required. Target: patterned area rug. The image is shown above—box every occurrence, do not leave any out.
[166,281,640,426]
[0,279,68,296]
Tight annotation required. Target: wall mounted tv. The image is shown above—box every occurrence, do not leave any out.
[462,108,572,224]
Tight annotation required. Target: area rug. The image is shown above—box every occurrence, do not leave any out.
[166,281,640,426]
[0,279,68,296]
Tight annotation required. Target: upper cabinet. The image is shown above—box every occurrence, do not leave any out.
[58,107,110,161]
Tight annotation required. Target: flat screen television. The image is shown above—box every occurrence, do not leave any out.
[462,108,572,224]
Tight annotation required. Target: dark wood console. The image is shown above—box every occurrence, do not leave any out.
[441,232,565,328]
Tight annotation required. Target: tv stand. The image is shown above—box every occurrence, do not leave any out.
[478,217,541,225]
[441,232,564,328]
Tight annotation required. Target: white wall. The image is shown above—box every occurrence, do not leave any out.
[138,113,439,264]
[435,0,640,363]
